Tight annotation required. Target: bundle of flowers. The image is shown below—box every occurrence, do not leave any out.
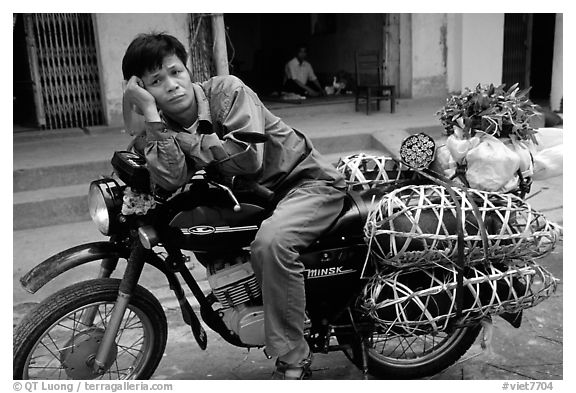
[436,83,541,142]
[432,83,541,192]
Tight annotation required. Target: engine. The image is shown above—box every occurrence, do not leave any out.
[207,253,265,346]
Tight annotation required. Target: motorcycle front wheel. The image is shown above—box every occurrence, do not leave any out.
[13,279,168,380]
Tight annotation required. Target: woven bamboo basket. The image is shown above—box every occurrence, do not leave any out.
[336,153,405,191]
[360,261,558,335]
[364,184,559,268]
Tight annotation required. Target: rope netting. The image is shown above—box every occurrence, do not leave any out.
[360,261,558,335]
[364,184,559,268]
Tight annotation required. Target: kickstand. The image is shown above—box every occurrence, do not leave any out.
[360,338,370,379]
[347,307,370,379]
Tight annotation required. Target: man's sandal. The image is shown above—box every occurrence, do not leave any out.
[271,351,313,380]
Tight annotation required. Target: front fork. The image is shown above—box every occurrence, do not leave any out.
[92,242,146,374]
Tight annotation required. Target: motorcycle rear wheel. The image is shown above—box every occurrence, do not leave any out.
[365,324,482,379]
[13,279,167,380]
[340,324,481,379]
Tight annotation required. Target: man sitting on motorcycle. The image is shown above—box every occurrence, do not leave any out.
[121,32,346,379]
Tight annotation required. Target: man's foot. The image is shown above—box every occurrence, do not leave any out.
[271,351,313,380]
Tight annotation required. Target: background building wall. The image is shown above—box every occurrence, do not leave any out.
[411,13,448,97]
[446,13,463,93]
[93,13,190,126]
[399,13,413,98]
[460,14,504,89]
[445,14,505,93]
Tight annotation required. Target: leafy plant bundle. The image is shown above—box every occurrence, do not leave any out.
[436,83,541,143]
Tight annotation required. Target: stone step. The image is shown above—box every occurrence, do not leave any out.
[13,133,386,192]
[13,133,389,230]
[13,184,89,230]
[14,160,113,192]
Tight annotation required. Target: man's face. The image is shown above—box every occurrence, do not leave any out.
[141,54,195,119]
[297,48,307,62]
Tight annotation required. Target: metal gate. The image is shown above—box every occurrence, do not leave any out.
[24,13,104,130]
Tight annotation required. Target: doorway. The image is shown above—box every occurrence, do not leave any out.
[502,13,556,106]
[224,14,388,96]
[13,14,39,131]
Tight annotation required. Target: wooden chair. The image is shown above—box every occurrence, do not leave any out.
[354,50,396,115]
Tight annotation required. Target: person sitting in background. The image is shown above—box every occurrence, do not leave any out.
[282,45,325,97]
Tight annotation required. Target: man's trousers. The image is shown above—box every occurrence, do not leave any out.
[250,180,345,357]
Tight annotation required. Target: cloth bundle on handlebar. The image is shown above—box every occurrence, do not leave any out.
[364,184,559,269]
[360,260,558,335]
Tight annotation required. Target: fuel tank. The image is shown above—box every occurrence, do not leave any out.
[169,185,391,255]
[169,203,266,252]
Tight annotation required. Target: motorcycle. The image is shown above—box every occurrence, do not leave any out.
[14,133,538,380]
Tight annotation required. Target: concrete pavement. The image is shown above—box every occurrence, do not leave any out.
[12,96,563,379]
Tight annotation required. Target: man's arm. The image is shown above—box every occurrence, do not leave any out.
[122,92,146,136]
[123,76,190,191]
[144,123,191,191]
[311,78,325,95]
[292,78,318,96]
[210,82,265,176]
[307,63,325,96]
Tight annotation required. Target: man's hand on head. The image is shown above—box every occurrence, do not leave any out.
[123,76,161,123]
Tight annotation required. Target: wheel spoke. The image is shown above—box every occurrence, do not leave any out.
[384,336,405,356]
[38,338,61,363]
[123,320,144,330]
[96,305,110,328]
[397,336,413,358]
[116,336,145,359]
[368,324,472,373]
[27,365,65,370]
[113,356,123,379]
[116,343,141,358]
[116,309,138,343]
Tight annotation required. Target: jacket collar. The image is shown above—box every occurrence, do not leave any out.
[163,83,213,134]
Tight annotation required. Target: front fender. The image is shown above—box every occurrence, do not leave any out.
[20,241,130,294]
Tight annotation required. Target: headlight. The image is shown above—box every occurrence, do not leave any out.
[88,179,122,235]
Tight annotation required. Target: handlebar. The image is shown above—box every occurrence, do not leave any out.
[232,177,275,203]
[209,181,242,212]
[157,174,275,213]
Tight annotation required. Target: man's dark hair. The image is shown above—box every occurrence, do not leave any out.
[122,32,188,80]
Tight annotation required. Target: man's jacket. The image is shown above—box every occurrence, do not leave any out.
[141,75,345,194]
